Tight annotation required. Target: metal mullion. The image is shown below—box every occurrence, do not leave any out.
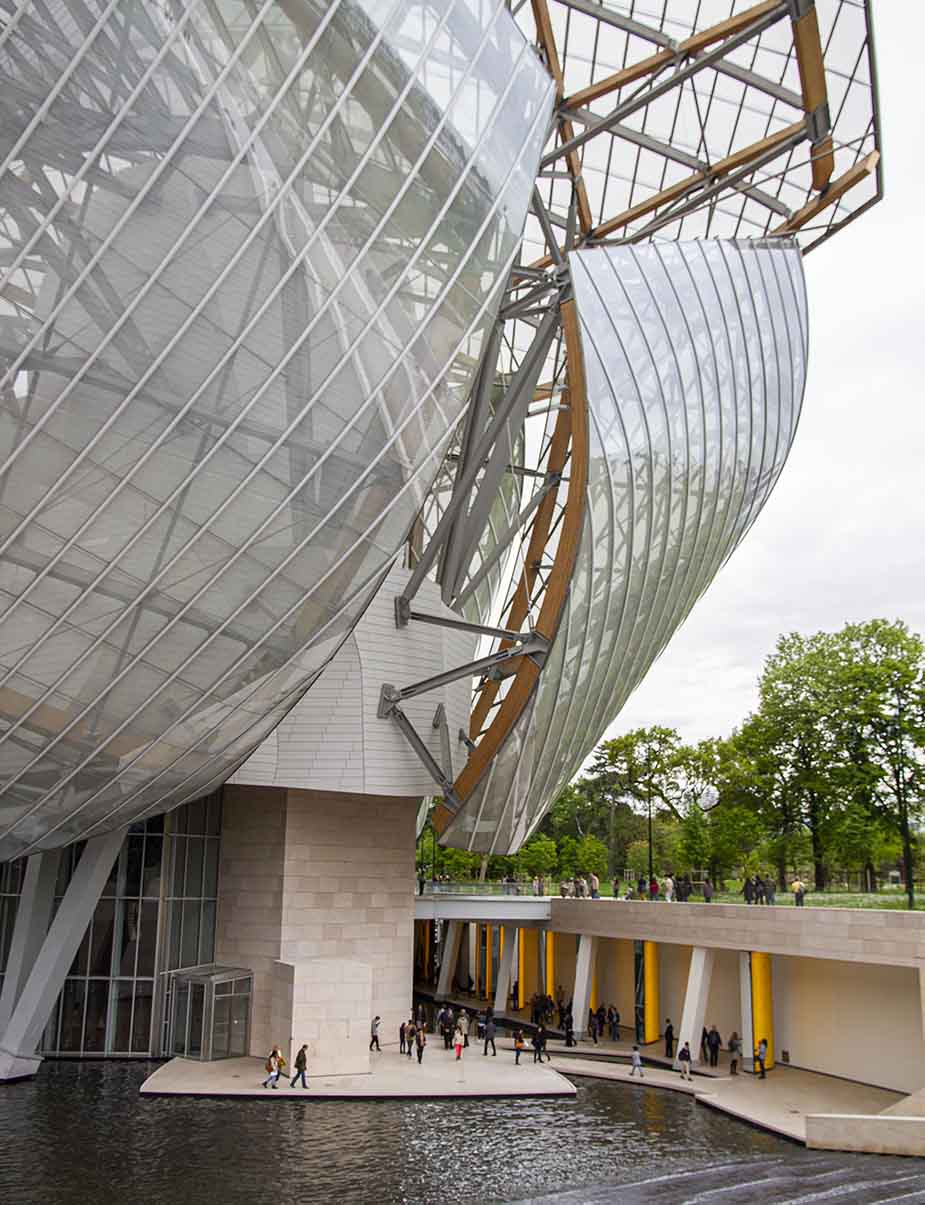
[0,0,508,753]
[18,103,554,853]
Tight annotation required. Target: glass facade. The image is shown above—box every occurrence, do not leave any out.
[0,0,553,862]
[444,240,809,853]
[0,796,221,1058]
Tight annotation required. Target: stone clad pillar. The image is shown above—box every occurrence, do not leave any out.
[493,926,518,1015]
[739,951,755,1074]
[436,921,463,999]
[676,946,715,1067]
[0,850,60,1034]
[572,934,598,1038]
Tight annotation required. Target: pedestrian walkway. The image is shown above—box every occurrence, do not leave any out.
[140,1045,576,1100]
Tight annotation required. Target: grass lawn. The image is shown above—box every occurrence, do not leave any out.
[710,890,924,910]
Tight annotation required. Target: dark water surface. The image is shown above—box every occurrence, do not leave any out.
[0,1062,921,1205]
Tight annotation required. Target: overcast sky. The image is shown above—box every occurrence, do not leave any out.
[602,5,925,747]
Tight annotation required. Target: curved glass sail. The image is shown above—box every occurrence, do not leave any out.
[0,0,553,859]
[442,239,808,853]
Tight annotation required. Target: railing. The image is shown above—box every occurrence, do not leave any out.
[418,879,547,896]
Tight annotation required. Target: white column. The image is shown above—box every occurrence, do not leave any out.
[493,927,518,1015]
[0,829,123,1081]
[572,934,598,1039]
[739,951,755,1074]
[436,920,463,999]
[0,850,60,1033]
[676,946,714,1068]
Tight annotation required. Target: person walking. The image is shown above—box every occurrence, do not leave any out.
[664,874,674,903]
[630,1046,644,1077]
[702,876,714,903]
[664,1018,674,1059]
[649,876,659,900]
[700,1026,709,1062]
[707,1025,722,1068]
[537,1024,550,1063]
[678,1041,692,1081]
[453,1023,464,1060]
[414,1022,427,1065]
[588,1010,599,1045]
[290,1044,309,1089]
[754,875,766,905]
[792,877,805,906]
[743,875,755,905]
[766,878,776,905]
[514,1029,526,1065]
[442,1007,454,1050]
[459,1009,470,1049]
[262,1045,285,1089]
[728,1032,741,1076]
[483,1014,497,1057]
[637,874,647,898]
[399,1019,407,1055]
[589,871,600,899]
[407,1013,415,1058]
[756,1037,768,1079]
[369,1015,382,1052]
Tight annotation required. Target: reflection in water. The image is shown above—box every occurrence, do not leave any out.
[0,1063,920,1205]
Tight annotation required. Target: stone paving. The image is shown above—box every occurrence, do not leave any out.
[140,1043,576,1100]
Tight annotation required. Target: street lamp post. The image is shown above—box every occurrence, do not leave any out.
[893,692,915,911]
[646,752,654,891]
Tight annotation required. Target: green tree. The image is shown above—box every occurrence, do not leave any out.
[515,834,558,878]
[575,833,608,877]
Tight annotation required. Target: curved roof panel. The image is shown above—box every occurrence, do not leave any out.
[441,238,808,853]
[0,0,553,859]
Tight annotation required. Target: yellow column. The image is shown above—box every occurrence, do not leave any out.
[545,931,555,998]
[485,925,493,999]
[750,952,775,1070]
[474,924,481,996]
[643,941,660,1045]
[518,929,526,1010]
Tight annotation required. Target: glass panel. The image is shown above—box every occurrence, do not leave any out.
[124,836,144,897]
[188,983,205,1058]
[205,793,222,836]
[117,901,140,976]
[59,980,86,1052]
[198,901,215,965]
[136,901,158,977]
[233,977,251,995]
[171,837,187,896]
[202,840,219,899]
[172,983,189,1056]
[146,814,165,835]
[112,980,134,1052]
[83,980,109,1052]
[132,981,154,1054]
[180,900,200,969]
[168,900,182,971]
[89,898,116,977]
[185,838,204,899]
[0,896,18,974]
[214,981,232,996]
[229,994,249,1057]
[212,994,231,1060]
[142,836,163,897]
[185,799,207,836]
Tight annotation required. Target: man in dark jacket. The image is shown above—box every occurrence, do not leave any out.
[743,876,755,905]
[290,1044,309,1089]
[664,1018,674,1059]
[483,1015,497,1057]
[707,1025,722,1068]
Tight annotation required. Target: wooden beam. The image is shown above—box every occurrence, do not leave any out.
[771,150,879,235]
[791,3,834,190]
[530,120,806,265]
[563,0,781,111]
[437,302,590,837]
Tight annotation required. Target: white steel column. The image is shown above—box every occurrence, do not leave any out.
[739,951,755,1074]
[572,934,598,1039]
[0,830,123,1081]
[493,926,518,1015]
[436,920,464,999]
[676,946,714,1068]
[0,850,60,1033]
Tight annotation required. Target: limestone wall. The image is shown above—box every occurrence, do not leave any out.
[774,955,925,1094]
